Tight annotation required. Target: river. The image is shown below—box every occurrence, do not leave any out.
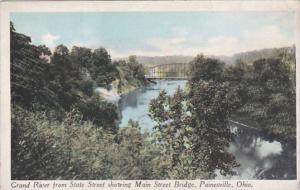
[117,80,296,180]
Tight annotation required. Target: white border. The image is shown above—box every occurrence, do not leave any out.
[1,1,299,190]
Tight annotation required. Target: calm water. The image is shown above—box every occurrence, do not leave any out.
[118,80,187,129]
[118,80,296,179]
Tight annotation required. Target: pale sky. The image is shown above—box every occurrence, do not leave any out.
[11,11,295,58]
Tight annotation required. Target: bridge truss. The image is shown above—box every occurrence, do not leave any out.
[145,62,191,80]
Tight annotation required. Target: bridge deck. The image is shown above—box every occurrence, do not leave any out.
[145,76,190,80]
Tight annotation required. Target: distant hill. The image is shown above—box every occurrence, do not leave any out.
[226,45,295,64]
[116,45,295,66]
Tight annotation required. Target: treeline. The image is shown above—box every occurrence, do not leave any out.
[189,53,296,140]
[10,22,151,179]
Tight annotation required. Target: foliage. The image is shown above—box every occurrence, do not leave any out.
[187,81,239,178]
[49,45,82,110]
[11,107,164,180]
[11,106,109,179]
[89,48,117,88]
[190,54,225,82]
[235,58,296,139]
[75,95,118,132]
[11,105,60,179]
[10,22,56,109]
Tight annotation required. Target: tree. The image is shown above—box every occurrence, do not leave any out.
[48,45,82,110]
[149,88,192,178]
[70,46,94,96]
[187,81,239,178]
[149,84,238,179]
[190,54,225,82]
[70,46,92,69]
[90,48,117,87]
[114,57,148,93]
[127,55,147,83]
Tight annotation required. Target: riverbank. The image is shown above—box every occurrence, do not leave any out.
[115,77,151,95]
[229,114,296,142]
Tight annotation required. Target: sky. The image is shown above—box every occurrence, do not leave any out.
[11,11,295,58]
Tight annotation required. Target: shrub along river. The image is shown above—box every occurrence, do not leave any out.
[117,80,296,180]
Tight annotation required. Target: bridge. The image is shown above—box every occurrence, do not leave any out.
[145,62,191,80]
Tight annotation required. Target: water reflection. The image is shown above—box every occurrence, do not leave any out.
[222,125,296,179]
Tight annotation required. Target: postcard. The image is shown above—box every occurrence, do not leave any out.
[0,1,299,190]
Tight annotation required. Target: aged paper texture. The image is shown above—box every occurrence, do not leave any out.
[1,1,300,190]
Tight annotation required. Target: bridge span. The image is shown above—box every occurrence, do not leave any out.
[145,62,190,80]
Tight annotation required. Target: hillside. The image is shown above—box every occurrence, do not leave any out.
[227,45,295,64]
